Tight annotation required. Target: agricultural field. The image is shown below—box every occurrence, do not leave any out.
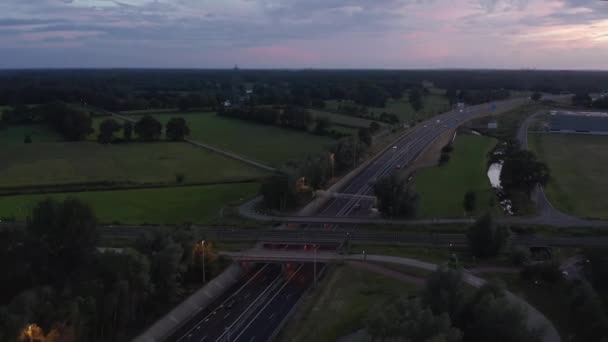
[0,182,258,224]
[279,264,417,342]
[529,133,608,219]
[0,123,63,145]
[326,91,450,123]
[0,142,267,188]
[125,112,335,167]
[308,108,380,129]
[413,134,499,218]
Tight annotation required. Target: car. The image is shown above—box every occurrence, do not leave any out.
[392,145,397,149]
[396,164,402,169]
[353,203,361,211]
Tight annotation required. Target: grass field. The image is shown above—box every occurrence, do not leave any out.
[0,123,63,145]
[0,142,267,188]
[279,264,417,341]
[122,112,335,166]
[0,183,258,224]
[308,108,379,129]
[413,134,499,218]
[468,104,542,140]
[529,133,608,219]
[326,91,450,123]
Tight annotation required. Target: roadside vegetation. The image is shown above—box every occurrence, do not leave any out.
[0,198,226,342]
[529,133,608,219]
[279,265,419,341]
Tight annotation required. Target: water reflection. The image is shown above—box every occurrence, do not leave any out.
[487,162,502,188]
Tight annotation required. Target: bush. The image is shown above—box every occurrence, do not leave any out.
[509,245,531,266]
[439,153,451,165]
[175,173,185,184]
[24,134,32,143]
[467,214,510,258]
[441,144,454,153]
[521,260,561,282]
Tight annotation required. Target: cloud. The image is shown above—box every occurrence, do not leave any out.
[0,0,606,68]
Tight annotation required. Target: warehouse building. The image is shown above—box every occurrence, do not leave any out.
[549,111,608,135]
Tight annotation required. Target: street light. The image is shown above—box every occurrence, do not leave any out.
[201,240,207,284]
[313,244,318,287]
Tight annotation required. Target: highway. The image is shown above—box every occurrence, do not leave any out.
[167,263,319,342]
[320,97,530,217]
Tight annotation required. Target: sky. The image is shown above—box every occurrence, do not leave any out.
[0,0,607,69]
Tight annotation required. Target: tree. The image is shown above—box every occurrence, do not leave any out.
[531,92,542,101]
[40,102,92,141]
[123,121,133,141]
[24,134,32,144]
[166,117,190,141]
[150,242,183,305]
[373,175,419,218]
[567,279,608,341]
[445,88,458,105]
[314,117,331,135]
[134,115,162,141]
[26,198,97,284]
[369,121,381,133]
[463,191,476,214]
[423,266,468,320]
[500,150,550,195]
[467,213,510,258]
[358,127,372,146]
[260,172,297,211]
[461,282,543,342]
[97,118,121,144]
[366,297,462,342]
[409,87,424,112]
[572,92,592,107]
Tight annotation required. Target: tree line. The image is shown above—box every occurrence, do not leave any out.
[261,136,369,211]
[98,116,190,144]
[0,198,223,342]
[365,265,543,342]
[4,70,604,113]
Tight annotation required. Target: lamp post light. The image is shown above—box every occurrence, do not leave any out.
[201,240,206,284]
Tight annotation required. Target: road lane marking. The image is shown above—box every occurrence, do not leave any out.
[175,264,271,342]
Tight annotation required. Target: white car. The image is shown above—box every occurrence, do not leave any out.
[392,145,397,150]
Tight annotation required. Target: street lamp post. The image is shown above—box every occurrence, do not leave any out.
[313,244,317,287]
[201,240,206,284]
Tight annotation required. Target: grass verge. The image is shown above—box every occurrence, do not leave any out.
[278,264,417,342]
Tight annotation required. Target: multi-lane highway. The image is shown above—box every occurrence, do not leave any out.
[167,262,320,342]
[320,98,529,217]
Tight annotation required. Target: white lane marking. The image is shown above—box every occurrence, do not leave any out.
[232,265,304,342]
[175,264,271,342]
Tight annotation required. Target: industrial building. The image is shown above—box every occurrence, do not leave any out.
[549,111,608,135]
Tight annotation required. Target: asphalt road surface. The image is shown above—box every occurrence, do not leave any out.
[167,263,319,342]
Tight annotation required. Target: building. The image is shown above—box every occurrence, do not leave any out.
[549,111,608,135]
